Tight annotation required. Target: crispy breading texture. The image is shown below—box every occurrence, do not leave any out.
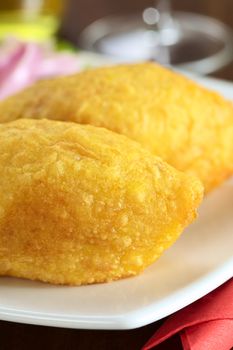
[0,63,232,192]
[0,119,203,285]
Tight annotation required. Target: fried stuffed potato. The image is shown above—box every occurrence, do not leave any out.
[0,63,232,192]
[0,119,203,285]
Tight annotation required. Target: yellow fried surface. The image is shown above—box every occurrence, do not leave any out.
[0,63,232,192]
[0,119,203,285]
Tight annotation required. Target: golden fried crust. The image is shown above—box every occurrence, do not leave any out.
[0,119,203,285]
[0,63,232,192]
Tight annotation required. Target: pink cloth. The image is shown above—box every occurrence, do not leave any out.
[142,278,233,350]
[0,38,80,100]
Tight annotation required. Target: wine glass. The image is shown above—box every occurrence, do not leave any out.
[79,0,233,75]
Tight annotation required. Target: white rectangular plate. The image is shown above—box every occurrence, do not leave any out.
[0,58,232,330]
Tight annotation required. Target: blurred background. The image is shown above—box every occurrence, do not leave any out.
[0,0,233,84]
[62,0,233,79]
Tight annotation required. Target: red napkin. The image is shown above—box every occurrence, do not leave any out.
[142,278,233,350]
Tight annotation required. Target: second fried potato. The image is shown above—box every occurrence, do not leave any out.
[0,63,232,192]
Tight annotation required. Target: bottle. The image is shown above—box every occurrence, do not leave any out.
[0,0,63,42]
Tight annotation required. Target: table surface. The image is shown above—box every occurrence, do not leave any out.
[1,1,233,350]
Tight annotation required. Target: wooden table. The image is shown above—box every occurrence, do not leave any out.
[0,1,232,350]
[0,318,183,350]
